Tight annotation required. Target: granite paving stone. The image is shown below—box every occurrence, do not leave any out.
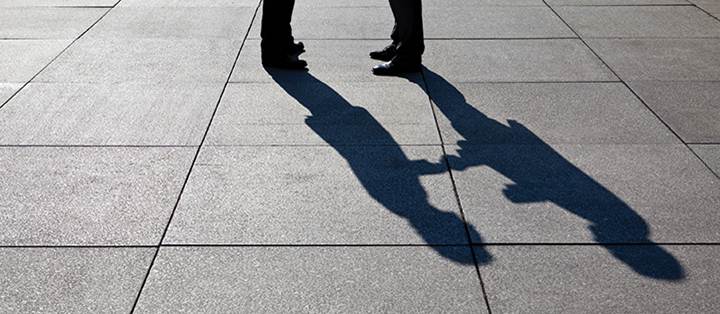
[479,245,720,313]
[205,82,439,146]
[0,248,154,313]
[629,81,720,143]
[446,144,720,244]
[134,246,487,313]
[586,38,720,81]
[35,37,242,83]
[230,39,422,83]
[0,147,195,245]
[556,6,720,38]
[164,146,469,246]
[424,80,678,145]
[423,39,617,82]
[88,7,255,39]
[0,8,108,39]
[0,82,225,145]
[0,39,70,83]
[692,145,720,175]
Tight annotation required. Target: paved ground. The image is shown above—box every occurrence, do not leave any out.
[2,0,720,312]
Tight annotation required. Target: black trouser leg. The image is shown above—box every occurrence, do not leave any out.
[389,0,424,63]
[261,0,295,54]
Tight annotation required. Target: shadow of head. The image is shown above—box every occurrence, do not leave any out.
[419,67,685,281]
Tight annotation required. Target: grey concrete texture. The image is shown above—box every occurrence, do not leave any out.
[555,6,720,38]
[230,39,422,83]
[446,144,720,244]
[0,7,107,39]
[548,0,689,4]
[164,145,472,247]
[0,0,116,6]
[423,39,618,82]
[692,145,720,175]
[87,6,255,39]
[0,147,195,245]
[249,5,574,39]
[35,37,242,83]
[0,82,225,145]
[0,248,154,313]
[691,0,720,16]
[205,82,440,146]
[0,83,21,105]
[0,39,70,83]
[424,80,678,144]
[629,81,720,143]
[118,0,258,7]
[134,246,487,313]
[480,245,720,313]
[586,38,720,81]
[479,245,720,313]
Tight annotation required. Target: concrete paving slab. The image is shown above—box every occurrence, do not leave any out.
[88,7,254,39]
[230,39,422,83]
[250,5,572,39]
[36,37,242,83]
[445,144,720,243]
[587,38,720,81]
[205,82,439,146]
[0,147,195,245]
[692,145,720,175]
[548,0,689,4]
[423,80,678,145]
[556,6,720,38]
[424,39,617,82]
[0,82,224,145]
[0,8,106,39]
[0,0,116,6]
[423,6,575,38]
[629,81,720,143]
[134,246,487,313]
[0,248,154,313]
[0,39,70,83]
[479,245,719,313]
[164,146,473,248]
[0,83,21,105]
[691,0,720,16]
[118,0,257,6]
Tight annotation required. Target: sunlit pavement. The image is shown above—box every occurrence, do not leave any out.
[2,0,720,312]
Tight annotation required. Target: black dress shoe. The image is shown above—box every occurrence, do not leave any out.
[372,61,421,76]
[369,45,397,61]
[262,53,307,70]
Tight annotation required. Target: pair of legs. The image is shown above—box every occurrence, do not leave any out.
[260,0,425,75]
[371,0,425,75]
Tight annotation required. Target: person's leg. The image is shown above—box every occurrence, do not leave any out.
[373,0,423,75]
[261,0,306,69]
[261,0,294,53]
[389,0,424,64]
[370,1,400,61]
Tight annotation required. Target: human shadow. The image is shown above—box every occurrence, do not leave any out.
[418,68,684,280]
[267,68,492,265]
